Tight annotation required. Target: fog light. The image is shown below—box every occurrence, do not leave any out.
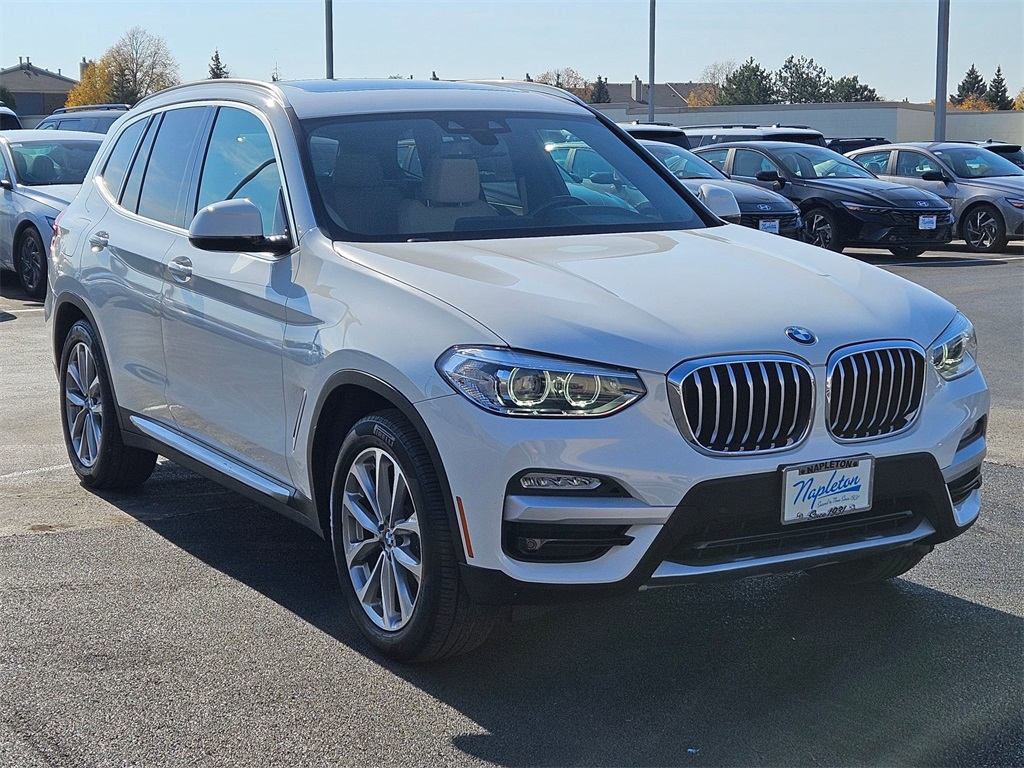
[520,472,601,491]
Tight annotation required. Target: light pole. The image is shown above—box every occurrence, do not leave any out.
[648,0,656,123]
[934,0,950,140]
[326,0,334,79]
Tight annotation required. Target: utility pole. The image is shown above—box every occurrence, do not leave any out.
[326,0,334,79]
[648,0,656,122]
[934,0,949,140]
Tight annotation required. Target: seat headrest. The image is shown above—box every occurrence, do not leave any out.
[333,154,385,188]
[30,154,58,183]
[424,157,481,204]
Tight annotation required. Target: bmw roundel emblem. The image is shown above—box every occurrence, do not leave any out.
[916,200,930,207]
[785,326,816,345]
[756,203,772,211]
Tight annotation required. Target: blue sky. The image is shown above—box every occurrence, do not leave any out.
[0,0,1021,103]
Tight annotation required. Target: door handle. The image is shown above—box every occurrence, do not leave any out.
[167,257,193,283]
[89,231,108,251]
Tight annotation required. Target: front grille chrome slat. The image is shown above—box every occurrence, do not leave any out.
[828,343,925,441]
[672,355,813,455]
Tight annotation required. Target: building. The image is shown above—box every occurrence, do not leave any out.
[0,58,79,125]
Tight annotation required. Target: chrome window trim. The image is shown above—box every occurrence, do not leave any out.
[667,353,815,457]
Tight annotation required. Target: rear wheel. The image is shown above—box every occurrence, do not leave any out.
[805,545,931,584]
[330,410,496,662]
[889,246,926,258]
[803,207,846,252]
[59,320,157,488]
[962,204,1007,253]
[16,226,47,299]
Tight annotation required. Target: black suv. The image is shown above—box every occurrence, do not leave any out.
[619,122,691,149]
[694,141,953,256]
[35,104,129,134]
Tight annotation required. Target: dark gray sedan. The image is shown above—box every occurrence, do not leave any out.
[847,142,1024,253]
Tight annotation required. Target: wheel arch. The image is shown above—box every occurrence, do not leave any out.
[955,198,1000,240]
[306,371,464,561]
[11,218,43,264]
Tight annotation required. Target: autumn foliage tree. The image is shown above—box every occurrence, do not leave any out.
[66,27,179,107]
[535,68,590,99]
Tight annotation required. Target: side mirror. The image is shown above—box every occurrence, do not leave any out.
[0,178,12,190]
[588,171,616,186]
[698,184,741,224]
[188,199,291,254]
[921,170,948,182]
[755,169,786,190]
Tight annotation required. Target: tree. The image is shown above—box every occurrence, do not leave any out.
[271,64,282,82]
[1015,87,1024,110]
[208,49,230,79]
[107,27,180,104]
[535,68,590,99]
[687,59,736,106]
[589,75,610,104]
[952,93,994,111]
[776,55,831,103]
[524,73,533,82]
[985,66,1012,110]
[0,85,16,110]
[430,70,439,81]
[830,75,879,102]
[951,64,986,105]
[66,56,115,107]
[719,57,777,105]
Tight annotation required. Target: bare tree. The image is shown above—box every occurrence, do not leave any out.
[106,26,180,104]
[687,59,736,106]
[534,67,590,99]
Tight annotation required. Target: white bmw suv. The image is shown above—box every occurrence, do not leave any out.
[47,79,988,661]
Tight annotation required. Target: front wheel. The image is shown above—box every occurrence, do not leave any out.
[16,226,47,299]
[330,410,496,662]
[803,207,846,252]
[962,204,1008,253]
[889,246,926,258]
[59,320,157,488]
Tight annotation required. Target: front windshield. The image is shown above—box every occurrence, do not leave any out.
[773,146,876,180]
[643,143,726,180]
[302,111,706,242]
[9,139,100,186]
[934,146,1024,178]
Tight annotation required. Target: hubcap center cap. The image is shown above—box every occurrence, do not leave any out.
[383,530,396,549]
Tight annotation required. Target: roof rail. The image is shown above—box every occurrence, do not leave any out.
[52,103,131,114]
[681,123,817,131]
[629,120,675,126]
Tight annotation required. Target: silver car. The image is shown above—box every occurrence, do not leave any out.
[847,142,1024,253]
[0,129,102,297]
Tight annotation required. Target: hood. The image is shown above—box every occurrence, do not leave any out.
[17,184,81,210]
[958,176,1024,196]
[681,179,798,211]
[336,227,956,373]
[797,178,948,208]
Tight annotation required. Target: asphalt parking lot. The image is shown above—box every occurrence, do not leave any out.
[1,245,1022,767]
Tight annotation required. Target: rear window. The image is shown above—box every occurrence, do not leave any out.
[302,110,707,242]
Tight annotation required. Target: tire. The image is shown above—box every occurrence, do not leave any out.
[803,207,846,252]
[329,410,496,662]
[888,246,926,258]
[59,320,157,489]
[16,226,47,299]
[805,544,931,585]
[961,204,1008,253]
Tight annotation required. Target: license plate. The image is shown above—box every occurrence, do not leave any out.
[759,219,780,234]
[781,456,874,525]
[919,215,937,230]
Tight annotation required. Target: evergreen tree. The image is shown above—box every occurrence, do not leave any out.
[985,66,1012,110]
[589,75,611,104]
[719,57,777,105]
[830,75,879,102]
[208,49,230,79]
[951,64,986,105]
[430,70,439,81]
[776,55,831,103]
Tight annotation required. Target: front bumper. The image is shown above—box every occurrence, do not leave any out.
[845,209,955,248]
[417,364,988,604]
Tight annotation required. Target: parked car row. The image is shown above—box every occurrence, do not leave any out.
[38,78,987,663]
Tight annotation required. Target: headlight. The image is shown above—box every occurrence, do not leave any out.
[437,346,646,417]
[1005,198,1024,209]
[929,312,978,381]
[841,201,890,215]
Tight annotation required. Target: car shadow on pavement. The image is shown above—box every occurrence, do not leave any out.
[98,459,1023,767]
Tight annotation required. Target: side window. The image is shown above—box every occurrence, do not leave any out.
[699,149,728,170]
[853,150,891,176]
[896,151,941,178]
[121,116,160,212]
[732,149,778,178]
[56,119,83,131]
[0,151,7,179]
[136,106,209,227]
[196,107,285,236]
[100,118,149,199]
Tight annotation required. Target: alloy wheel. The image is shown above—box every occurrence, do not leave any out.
[964,208,999,250]
[18,232,44,295]
[341,447,422,631]
[807,212,833,249]
[64,341,103,467]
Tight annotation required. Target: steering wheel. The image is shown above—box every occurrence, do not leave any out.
[530,195,586,218]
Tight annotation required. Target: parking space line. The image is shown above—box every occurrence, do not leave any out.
[0,464,68,481]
